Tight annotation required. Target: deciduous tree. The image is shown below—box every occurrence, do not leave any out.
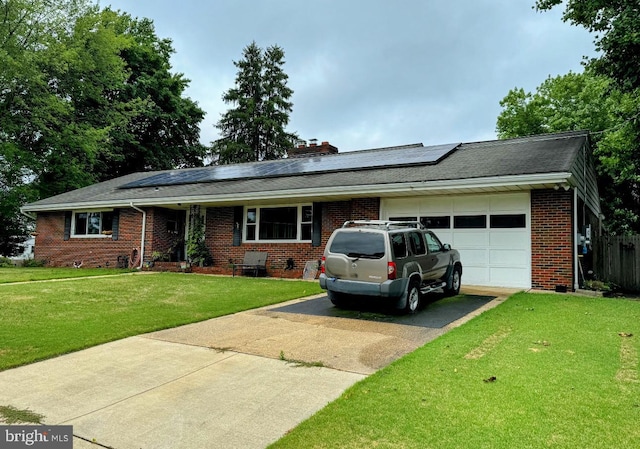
[531,1,640,234]
[0,0,206,255]
[0,0,93,254]
[497,71,640,234]
[96,12,206,179]
[536,0,640,92]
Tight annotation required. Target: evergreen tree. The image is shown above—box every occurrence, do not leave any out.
[212,42,297,164]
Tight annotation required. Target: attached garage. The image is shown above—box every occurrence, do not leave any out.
[382,192,531,288]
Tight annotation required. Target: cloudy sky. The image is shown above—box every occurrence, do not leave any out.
[101,0,596,152]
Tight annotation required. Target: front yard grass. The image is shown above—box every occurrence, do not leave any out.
[0,272,322,371]
[271,292,640,449]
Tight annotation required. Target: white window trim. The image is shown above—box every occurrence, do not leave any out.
[243,204,313,243]
[71,210,114,238]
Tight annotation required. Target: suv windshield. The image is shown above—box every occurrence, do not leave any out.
[329,231,385,259]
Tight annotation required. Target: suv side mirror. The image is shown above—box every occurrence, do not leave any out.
[443,243,451,251]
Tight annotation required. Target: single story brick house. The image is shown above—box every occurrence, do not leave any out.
[21,130,601,291]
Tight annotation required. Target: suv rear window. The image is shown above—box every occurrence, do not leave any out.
[329,231,385,259]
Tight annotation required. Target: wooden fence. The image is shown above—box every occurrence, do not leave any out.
[592,235,640,292]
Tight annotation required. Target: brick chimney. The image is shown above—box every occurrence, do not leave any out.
[288,140,338,158]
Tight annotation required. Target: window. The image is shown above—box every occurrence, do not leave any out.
[407,231,426,255]
[330,232,385,259]
[245,205,313,242]
[424,232,444,253]
[490,214,526,228]
[301,206,313,240]
[390,233,407,258]
[260,207,297,240]
[421,216,450,229]
[73,211,113,236]
[454,215,486,229]
[166,210,185,235]
[246,208,257,240]
[389,216,417,222]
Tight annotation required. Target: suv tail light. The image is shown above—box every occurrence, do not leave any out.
[387,261,397,280]
[320,256,326,274]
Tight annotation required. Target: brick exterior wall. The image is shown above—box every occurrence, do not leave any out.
[203,198,380,278]
[531,189,574,290]
[34,209,148,268]
[33,193,577,288]
[33,198,381,278]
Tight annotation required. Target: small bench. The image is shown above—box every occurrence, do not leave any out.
[232,251,268,277]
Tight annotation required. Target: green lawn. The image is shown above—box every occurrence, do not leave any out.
[270,292,640,449]
[3,273,639,448]
[0,272,322,370]
[0,267,134,284]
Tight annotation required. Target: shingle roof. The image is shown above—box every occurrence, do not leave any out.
[23,130,589,211]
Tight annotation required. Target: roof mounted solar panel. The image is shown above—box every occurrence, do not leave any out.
[119,142,460,189]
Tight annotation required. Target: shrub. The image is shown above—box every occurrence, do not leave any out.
[22,259,46,268]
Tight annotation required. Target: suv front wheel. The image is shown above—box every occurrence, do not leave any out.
[444,266,461,296]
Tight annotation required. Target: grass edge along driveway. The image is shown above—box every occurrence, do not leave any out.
[0,267,135,284]
[0,272,323,371]
[270,292,640,449]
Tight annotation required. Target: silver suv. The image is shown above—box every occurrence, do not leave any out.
[319,220,462,313]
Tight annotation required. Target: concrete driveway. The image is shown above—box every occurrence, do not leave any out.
[0,286,516,448]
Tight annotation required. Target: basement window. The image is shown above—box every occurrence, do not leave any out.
[73,211,114,237]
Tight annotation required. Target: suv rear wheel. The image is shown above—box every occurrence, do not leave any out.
[328,290,349,308]
[405,280,421,313]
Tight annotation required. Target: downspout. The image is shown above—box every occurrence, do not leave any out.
[20,211,37,254]
[130,203,146,269]
[573,188,579,291]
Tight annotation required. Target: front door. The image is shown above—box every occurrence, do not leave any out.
[168,210,187,261]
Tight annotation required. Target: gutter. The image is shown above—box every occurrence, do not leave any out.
[20,172,576,212]
[129,203,146,270]
[20,210,37,221]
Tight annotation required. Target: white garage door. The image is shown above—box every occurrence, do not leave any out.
[381,192,531,288]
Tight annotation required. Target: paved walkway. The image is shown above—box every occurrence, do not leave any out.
[0,287,516,448]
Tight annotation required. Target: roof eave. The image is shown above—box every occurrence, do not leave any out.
[21,172,575,212]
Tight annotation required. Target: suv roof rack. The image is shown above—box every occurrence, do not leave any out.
[342,220,425,230]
